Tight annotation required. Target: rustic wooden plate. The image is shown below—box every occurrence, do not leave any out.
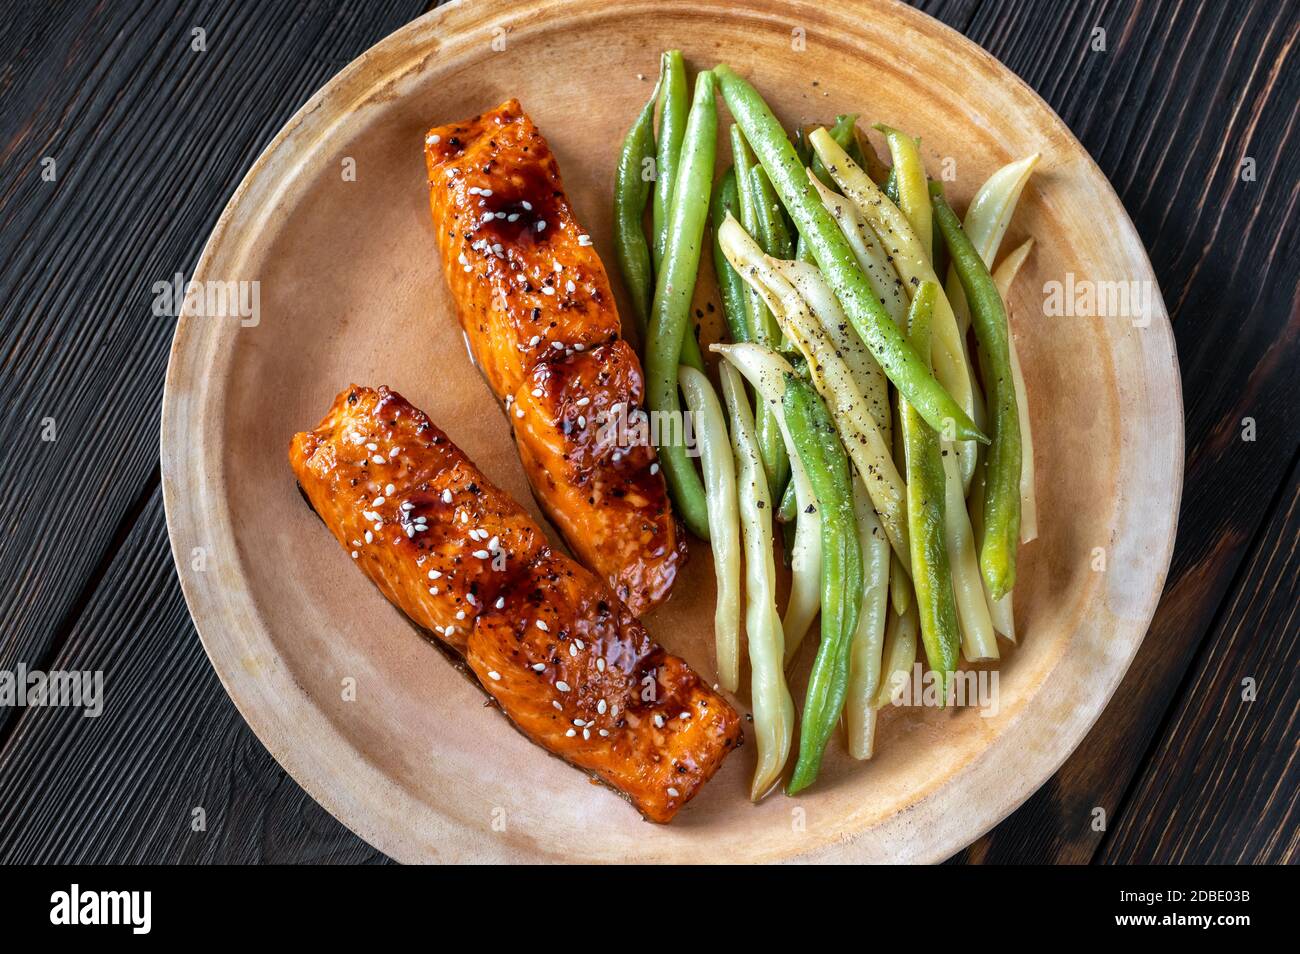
[161,0,1181,863]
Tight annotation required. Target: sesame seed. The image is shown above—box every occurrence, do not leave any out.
[521,200,532,210]
[574,640,585,650]
[650,463,660,475]
[599,729,609,737]
[372,455,384,464]
[596,659,605,672]
[679,711,690,720]
[653,714,664,728]
[472,549,490,559]
[573,719,585,727]
[535,220,547,232]
[442,489,453,503]
[667,787,679,798]
[533,663,546,672]
[364,531,373,544]
[456,610,465,620]
[515,407,525,418]
[495,597,505,609]
[531,388,543,397]
[582,728,590,740]
[565,728,576,737]
[536,620,549,632]
[577,234,592,246]
[565,280,575,293]
[429,586,439,595]
[575,396,590,407]
[556,681,570,692]
[569,644,578,657]
[428,569,441,579]
[444,625,456,638]
[373,496,385,507]
[385,483,395,496]
[552,700,562,710]
[429,133,441,143]
[365,442,378,451]
[541,286,555,296]
[529,335,541,347]
[351,550,359,559]
[597,699,607,714]
[487,670,501,681]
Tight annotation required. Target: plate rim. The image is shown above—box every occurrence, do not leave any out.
[160,0,1184,863]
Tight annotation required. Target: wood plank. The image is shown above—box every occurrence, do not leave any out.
[0,0,429,742]
[1099,451,1299,864]
[0,489,390,862]
[950,0,1300,863]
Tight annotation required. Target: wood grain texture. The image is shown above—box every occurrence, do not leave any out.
[1098,449,1299,864]
[0,490,391,864]
[0,0,430,735]
[0,0,1294,863]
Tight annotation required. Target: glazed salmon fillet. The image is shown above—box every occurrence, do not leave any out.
[290,385,740,822]
[424,99,685,615]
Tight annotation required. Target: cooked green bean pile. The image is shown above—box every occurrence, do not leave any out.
[613,54,1037,799]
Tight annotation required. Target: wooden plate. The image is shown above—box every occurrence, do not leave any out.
[160,0,1181,863]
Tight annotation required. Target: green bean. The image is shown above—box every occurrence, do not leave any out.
[801,117,857,263]
[652,51,687,272]
[751,164,794,260]
[873,602,918,709]
[783,373,862,794]
[713,342,822,658]
[928,179,947,273]
[844,479,891,759]
[899,281,960,701]
[718,361,794,799]
[646,69,717,539]
[710,168,751,344]
[993,238,1037,545]
[729,126,778,345]
[876,124,932,254]
[777,474,797,523]
[713,65,986,445]
[728,125,789,498]
[680,365,741,691]
[933,196,1022,600]
[613,81,659,334]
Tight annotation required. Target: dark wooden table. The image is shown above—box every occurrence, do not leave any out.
[0,0,1295,865]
